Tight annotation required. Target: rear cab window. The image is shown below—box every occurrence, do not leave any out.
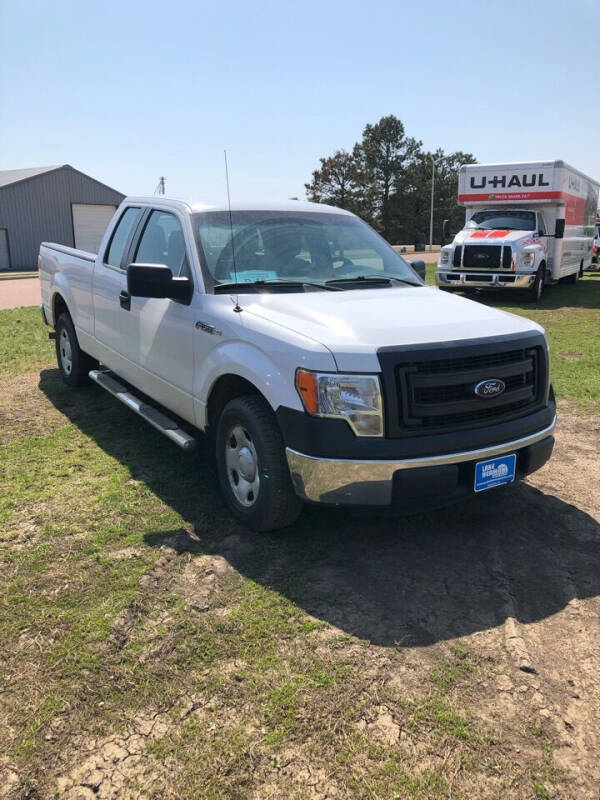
[105,207,143,268]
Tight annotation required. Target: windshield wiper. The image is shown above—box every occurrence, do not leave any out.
[325,275,420,288]
[214,279,340,293]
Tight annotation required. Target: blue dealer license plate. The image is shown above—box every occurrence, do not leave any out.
[474,454,516,493]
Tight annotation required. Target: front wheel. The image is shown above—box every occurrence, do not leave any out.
[526,265,545,302]
[55,312,97,386]
[216,395,303,532]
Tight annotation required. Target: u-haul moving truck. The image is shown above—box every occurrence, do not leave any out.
[436,160,600,300]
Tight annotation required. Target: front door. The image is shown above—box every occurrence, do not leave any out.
[536,211,555,275]
[118,208,196,423]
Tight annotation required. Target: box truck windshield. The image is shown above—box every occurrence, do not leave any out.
[466,210,536,231]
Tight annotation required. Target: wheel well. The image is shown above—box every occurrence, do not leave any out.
[52,293,69,326]
[206,374,263,435]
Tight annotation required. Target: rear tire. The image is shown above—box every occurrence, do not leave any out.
[526,264,545,302]
[55,312,97,386]
[562,265,580,285]
[216,395,303,532]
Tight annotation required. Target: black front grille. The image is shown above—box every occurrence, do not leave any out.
[414,372,531,404]
[412,348,528,374]
[399,347,541,430]
[462,245,501,269]
[453,245,462,267]
[377,333,549,437]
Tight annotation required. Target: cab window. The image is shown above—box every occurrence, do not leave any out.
[134,210,189,276]
[105,207,142,268]
[537,215,546,236]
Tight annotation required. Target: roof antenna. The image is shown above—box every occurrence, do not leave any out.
[224,150,242,313]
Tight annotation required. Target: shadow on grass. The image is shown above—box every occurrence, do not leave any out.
[450,272,600,311]
[40,368,600,649]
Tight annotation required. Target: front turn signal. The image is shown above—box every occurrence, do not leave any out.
[295,369,319,414]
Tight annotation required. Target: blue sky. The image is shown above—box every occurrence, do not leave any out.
[1,0,598,203]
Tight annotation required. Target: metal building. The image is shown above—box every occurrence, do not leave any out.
[0,165,124,269]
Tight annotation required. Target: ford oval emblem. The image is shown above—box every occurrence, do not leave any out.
[474,378,506,398]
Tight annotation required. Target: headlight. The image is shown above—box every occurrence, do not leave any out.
[295,369,383,437]
[439,249,450,265]
[520,252,536,268]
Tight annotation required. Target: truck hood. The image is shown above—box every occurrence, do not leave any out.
[453,228,534,246]
[243,286,542,372]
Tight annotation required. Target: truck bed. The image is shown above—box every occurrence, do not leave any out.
[39,242,97,335]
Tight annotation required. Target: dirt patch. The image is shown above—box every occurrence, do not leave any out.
[2,390,599,799]
[55,708,186,799]
[0,371,65,444]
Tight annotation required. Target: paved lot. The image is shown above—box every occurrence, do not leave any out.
[0,277,40,310]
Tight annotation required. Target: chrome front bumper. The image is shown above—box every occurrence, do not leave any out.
[285,417,556,505]
[436,271,535,289]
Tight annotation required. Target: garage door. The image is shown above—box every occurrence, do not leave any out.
[0,229,9,269]
[72,204,116,254]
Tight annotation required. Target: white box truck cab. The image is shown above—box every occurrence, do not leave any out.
[437,161,600,301]
[40,198,556,531]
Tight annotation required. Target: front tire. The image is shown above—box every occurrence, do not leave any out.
[55,312,96,386]
[526,264,545,302]
[216,395,303,532]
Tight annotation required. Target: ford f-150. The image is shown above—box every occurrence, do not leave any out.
[39,197,556,530]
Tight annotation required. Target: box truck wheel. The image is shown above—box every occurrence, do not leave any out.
[527,264,545,302]
[562,262,581,285]
[216,395,303,532]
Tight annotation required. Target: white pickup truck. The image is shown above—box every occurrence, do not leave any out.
[39,197,556,530]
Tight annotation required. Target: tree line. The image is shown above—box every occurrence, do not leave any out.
[305,115,476,246]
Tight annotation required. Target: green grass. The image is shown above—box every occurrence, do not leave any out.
[0,296,587,798]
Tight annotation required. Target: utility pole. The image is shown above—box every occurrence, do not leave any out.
[429,157,443,252]
[154,176,166,195]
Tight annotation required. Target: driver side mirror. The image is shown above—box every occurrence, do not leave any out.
[127,263,193,304]
[554,219,565,239]
[411,259,426,282]
[442,219,451,246]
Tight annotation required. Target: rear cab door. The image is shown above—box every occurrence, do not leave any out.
[92,204,145,368]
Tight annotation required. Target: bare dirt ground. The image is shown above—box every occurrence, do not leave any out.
[1,368,599,799]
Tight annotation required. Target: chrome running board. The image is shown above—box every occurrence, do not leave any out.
[88,369,196,451]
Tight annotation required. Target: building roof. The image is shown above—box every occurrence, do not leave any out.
[0,164,125,198]
[0,165,62,188]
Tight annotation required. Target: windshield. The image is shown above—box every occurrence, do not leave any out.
[466,210,536,231]
[193,210,419,290]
